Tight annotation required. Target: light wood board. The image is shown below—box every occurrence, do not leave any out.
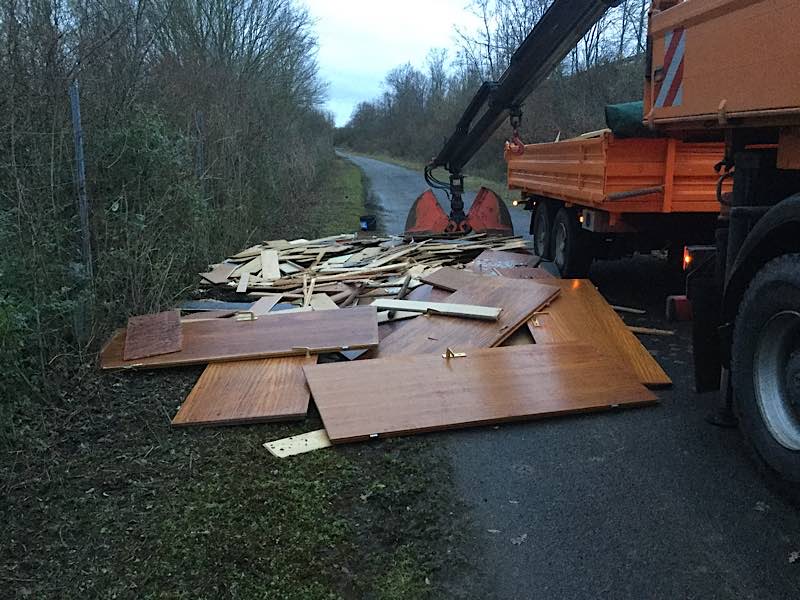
[306,343,657,443]
[371,299,502,321]
[468,250,540,273]
[123,311,182,361]
[101,306,379,370]
[527,279,672,387]
[264,429,332,457]
[260,250,281,280]
[172,355,317,427]
[373,277,559,358]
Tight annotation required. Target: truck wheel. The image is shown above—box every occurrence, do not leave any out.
[552,207,592,278]
[532,199,555,259]
[732,254,800,482]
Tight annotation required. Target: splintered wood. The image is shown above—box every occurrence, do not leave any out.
[199,234,533,310]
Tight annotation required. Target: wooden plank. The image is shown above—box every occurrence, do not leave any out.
[172,355,317,427]
[100,306,379,370]
[468,250,540,273]
[264,429,332,458]
[260,250,281,280]
[373,277,559,358]
[236,272,250,294]
[495,266,556,280]
[123,311,183,361]
[251,294,282,316]
[232,256,262,278]
[181,310,236,322]
[420,266,480,292]
[629,326,675,337]
[200,263,237,285]
[306,343,657,443]
[526,279,672,387]
[309,294,339,311]
[371,299,502,321]
[376,310,420,324]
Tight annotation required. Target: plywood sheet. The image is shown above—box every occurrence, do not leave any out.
[200,263,237,285]
[527,279,671,387]
[420,266,479,292]
[468,250,541,273]
[250,295,282,316]
[373,277,559,358]
[306,343,657,443]
[495,266,556,280]
[123,311,182,361]
[101,306,379,370]
[371,299,502,321]
[172,355,316,427]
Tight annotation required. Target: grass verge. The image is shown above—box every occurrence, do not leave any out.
[1,155,469,599]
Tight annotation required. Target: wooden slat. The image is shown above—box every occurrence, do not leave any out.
[123,311,183,361]
[250,295,282,316]
[373,277,559,358]
[264,429,332,458]
[527,279,672,387]
[371,299,502,321]
[260,250,281,280]
[306,343,657,443]
[100,306,379,370]
[172,355,317,427]
[309,294,339,311]
[420,266,479,292]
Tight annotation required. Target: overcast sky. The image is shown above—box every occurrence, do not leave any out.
[303,0,480,126]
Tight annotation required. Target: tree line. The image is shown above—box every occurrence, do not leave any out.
[0,0,334,419]
[336,0,650,180]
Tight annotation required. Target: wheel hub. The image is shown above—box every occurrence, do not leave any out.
[754,311,800,451]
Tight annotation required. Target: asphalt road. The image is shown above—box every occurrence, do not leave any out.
[343,153,800,599]
[341,153,531,237]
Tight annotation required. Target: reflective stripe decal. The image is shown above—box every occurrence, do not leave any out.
[656,28,685,108]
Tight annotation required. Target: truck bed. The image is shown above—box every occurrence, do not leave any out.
[505,131,725,214]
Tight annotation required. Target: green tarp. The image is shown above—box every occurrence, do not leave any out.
[605,101,657,138]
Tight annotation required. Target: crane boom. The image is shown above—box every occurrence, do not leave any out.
[423,0,621,226]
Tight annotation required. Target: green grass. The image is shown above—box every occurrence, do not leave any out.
[306,157,367,236]
[0,156,470,599]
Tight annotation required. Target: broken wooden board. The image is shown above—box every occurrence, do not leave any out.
[495,266,556,280]
[373,277,559,358]
[100,306,379,370]
[420,266,479,292]
[200,263,237,285]
[371,299,502,321]
[260,249,281,280]
[468,250,540,273]
[306,343,657,443]
[250,295,282,316]
[264,429,332,458]
[526,279,672,387]
[181,310,236,322]
[172,355,317,427]
[123,311,183,361]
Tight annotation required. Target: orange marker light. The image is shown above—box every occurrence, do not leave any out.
[683,247,693,271]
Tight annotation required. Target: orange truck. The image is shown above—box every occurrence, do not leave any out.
[506,0,800,481]
[506,129,726,276]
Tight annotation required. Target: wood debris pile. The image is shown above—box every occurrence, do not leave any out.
[100,231,671,459]
[198,233,529,305]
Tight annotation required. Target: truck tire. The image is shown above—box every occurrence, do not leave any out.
[532,199,556,260]
[732,254,800,482]
[552,206,592,278]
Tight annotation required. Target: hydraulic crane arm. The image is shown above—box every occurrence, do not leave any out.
[425,0,622,224]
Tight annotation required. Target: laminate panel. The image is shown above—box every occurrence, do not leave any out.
[373,277,559,358]
[101,306,378,370]
[306,343,657,443]
[495,266,556,280]
[172,355,316,427]
[420,267,479,292]
[527,279,672,387]
[123,311,182,361]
